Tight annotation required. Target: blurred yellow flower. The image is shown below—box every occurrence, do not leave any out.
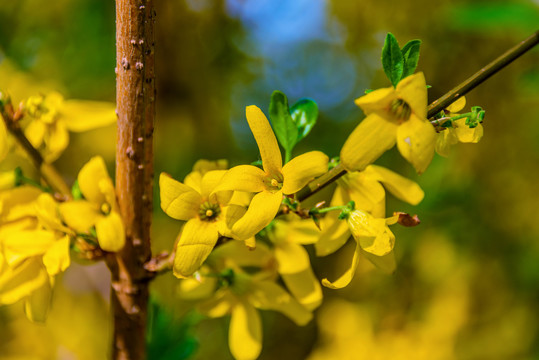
[0,188,71,322]
[435,97,484,157]
[341,72,435,174]
[217,105,328,240]
[60,156,125,252]
[194,241,313,360]
[267,219,323,310]
[24,92,116,162]
[322,210,398,289]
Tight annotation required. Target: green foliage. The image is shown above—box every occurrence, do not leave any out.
[269,90,298,162]
[146,300,199,360]
[401,40,421,80]
[71,180,83,200]
[290,98,318,143]
[269,91,319,162]
[382,33,404,87]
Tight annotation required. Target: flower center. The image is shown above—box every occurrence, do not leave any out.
[100,203,111,215]
[390,98,411,122]
[264,173,283,192]
[199,201,220,221]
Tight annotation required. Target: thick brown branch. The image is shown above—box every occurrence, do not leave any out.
[111,0,155,359]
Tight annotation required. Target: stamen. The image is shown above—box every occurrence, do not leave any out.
[390,98,412,121]
[101,203,111,214]
[271,179,279,187]
[205,209,213,217]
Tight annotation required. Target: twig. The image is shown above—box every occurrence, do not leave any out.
[0,100,71,196]
[296,30,539,203]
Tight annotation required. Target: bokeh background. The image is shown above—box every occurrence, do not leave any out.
[1,0,539,359]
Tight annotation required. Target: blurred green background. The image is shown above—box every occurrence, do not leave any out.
[1,0,539,359]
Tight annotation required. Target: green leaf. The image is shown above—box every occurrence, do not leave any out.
[269,90,298,159]
[71,180,83,200]
[381,33,404,87]
[400,39,421,79]
[290,98,318,143]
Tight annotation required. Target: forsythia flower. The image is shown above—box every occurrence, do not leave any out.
[267,219,323,310]
[322,210,398,289]
[315,165,423,258]
[159,169,234,278]
[0,187,71,322]
[341,72,436,174]
[192,241,313,360]
[24,92,116,162]
[59,156,125,252]
[435,97,484,157]
[217,105,328,239]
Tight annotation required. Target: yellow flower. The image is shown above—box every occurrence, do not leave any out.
[217,105,328,240]
[24,92,116,162]
[267,219,323,310]
[322,210,398,289]
[341,72,436,174]
[315,164,423,258]
[160,169,234,278]
[0,188,71,322]
[59,156,125,252]
[435,97,484,157]
[195,241,313,360]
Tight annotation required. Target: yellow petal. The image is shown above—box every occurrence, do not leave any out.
[396,72,428,119]
[274,242,310,274]
[361,248,397,274]
[0,259,48,305]
[281,151,328,194]
[246,105,282,175]
[198,289,236,318]
[210,240,273,268]
[396,115,436,174]
[216,165,266,193]
[347,210,395,256]
[363,165,424,205]
[159,173,202,220]
[315,186,351,256]
[354,87,395,115]
[231,191,282,240]
[3,230,56,266]
[192,158,228,174]
[321,241,361,289]
[177,275,218,301]
[42,235,70,276]
[95,212,125,252]
[283,220,321,245]
[59,200,100,232]
[340,114,398,172]
[24,120,46,149]
[229,300,262,360]
[338,172,386,216]
[435,129,458,157]
[358,228,395,256]
[281,266,322,311]
[43,121,69,162]
[24,279,52,323]
[248,280,312,326]
[62,99,117,132]
[78,156,111,205]
[446,96,466,113]
[0,120,8,162]
[219,204,247,238]
[183,171,202,194]
[454,119,483,143]
[201,170,232,205]
[173,218,219,278]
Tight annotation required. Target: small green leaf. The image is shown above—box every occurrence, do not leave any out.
[400,39,421,79]
[290,98,318,143]
[269,90,298,160]
[382,33,404,87]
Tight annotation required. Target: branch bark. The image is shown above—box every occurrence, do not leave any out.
[111,0,155,359]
